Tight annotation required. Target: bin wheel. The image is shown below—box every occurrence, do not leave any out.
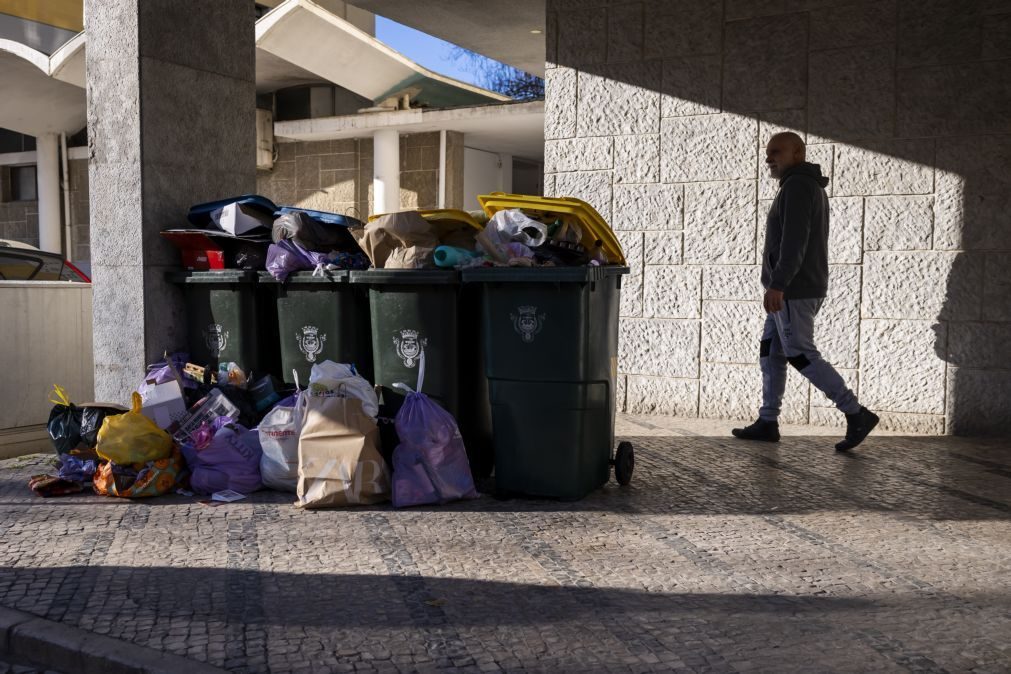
[614,442,634,486]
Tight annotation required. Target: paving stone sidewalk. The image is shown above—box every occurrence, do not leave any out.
[1,415,1009,673]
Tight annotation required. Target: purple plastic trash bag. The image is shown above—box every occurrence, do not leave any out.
[391,391,478,508]
[266,240,329,282]
[182,421,263,495]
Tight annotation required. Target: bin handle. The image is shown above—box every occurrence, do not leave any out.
[391,350,425,395]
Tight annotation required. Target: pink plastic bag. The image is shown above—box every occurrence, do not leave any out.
[392,388,478,508]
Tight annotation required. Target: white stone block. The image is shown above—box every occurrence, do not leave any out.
[643,0,722,59]
[984,252,1011,321]
[555,171,612,224]
[809,44,896,142]
[626,376,700,417]
[544,137,613,173]
[759,109,806,144]
[865,196,934,251]
[860,319,946,415]
[684,181,757,264]
[755,198,773,264]
[703,265,762,301]
[544,67,577,140]
[613,184,682,231]
[616,373,627,413]
[699,363,809,423]
[614,134,659,184]
[862,251,982,321]
[661,114,757,183]
[810,368,859,409]
[616,230,643,318]
[644,231,683,266]
[701,300,764,364]
[577,62,661,137]
[619,318,700,379]
[644,265,702,319]
[661,55,722,117]
[946,368,1011,435]
[828,197,864,264]
[934,136,1011,250]
[816,265,861,369]
[833,140,934,196]
[723,13,808,111]
[947,321,1011,369]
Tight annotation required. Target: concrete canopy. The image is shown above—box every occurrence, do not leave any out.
[350,0,546,77]
[0,35,85,136]
[255,0,510,107]
[275,99,545,159]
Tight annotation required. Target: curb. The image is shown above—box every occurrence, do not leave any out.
[0,606,226,674]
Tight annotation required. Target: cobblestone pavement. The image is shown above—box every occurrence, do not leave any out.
[1,415,1009,673]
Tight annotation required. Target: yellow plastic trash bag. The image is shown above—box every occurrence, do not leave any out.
[96,392,173,465]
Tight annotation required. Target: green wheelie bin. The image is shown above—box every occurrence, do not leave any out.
[169,270,280,377]
[258,270,373,385]
[461,264,633,500]
[350,269,494,479]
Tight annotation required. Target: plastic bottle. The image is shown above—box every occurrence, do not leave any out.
[433,245,478,268]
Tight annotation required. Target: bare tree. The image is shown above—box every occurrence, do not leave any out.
[448,47,544,100]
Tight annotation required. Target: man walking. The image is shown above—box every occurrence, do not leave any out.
[732,132,878,451]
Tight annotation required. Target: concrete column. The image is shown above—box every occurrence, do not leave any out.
[373,128,400,213]
[35,133,61,254]
[86,0,255,402]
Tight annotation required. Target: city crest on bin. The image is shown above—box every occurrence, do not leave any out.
[511,306,545,343]
[203,323,229,356]
[394,329,427,368]
[297,325,327,363]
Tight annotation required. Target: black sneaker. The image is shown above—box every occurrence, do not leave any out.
[731,418,780,442]
[835,407,880,451]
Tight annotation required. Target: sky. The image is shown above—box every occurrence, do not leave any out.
[374,16,488,87]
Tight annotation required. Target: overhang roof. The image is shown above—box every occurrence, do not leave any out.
[255,0,509,107]
[350,0,546,77]
[274,99,545,160]
[0,35,85,135]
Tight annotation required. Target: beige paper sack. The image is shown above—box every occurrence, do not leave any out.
[296,394,390,508]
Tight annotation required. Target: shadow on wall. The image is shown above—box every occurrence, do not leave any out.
[544,0,1011,435]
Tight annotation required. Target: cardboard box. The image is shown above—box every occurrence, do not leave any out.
[140,380,188,430]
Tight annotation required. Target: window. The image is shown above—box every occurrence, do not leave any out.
[11,165,37,201]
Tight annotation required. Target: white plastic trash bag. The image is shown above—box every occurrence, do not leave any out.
[258,394,305,492]
[307,361,379,418]
[488,209,547,248]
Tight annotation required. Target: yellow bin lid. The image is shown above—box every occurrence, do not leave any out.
[367,208,483,230]
[477,193,626,265]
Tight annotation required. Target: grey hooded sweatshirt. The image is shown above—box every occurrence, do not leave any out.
[761,162,830,300]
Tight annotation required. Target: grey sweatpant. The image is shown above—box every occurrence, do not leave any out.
[759,298,860,421]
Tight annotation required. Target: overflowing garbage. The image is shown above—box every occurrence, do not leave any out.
[28,191,633,504]
[32,353,477,508]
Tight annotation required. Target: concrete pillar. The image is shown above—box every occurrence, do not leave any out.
[373,128,400,213]
[86,0,255,402]
[35,133,61,254]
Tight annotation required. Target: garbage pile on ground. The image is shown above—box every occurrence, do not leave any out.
[31,354,478,509]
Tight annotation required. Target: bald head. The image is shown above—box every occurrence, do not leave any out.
[765,132,806,179]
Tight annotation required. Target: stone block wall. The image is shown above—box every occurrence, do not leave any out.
[257,131,465,217]
[68,158,89,261]
[0,167,39,247]
[545,0,1011,435]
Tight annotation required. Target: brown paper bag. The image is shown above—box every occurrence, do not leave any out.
[296,394,390,508]
[351,211,439,268]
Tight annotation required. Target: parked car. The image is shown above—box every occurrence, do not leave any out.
[0,240,90,282]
